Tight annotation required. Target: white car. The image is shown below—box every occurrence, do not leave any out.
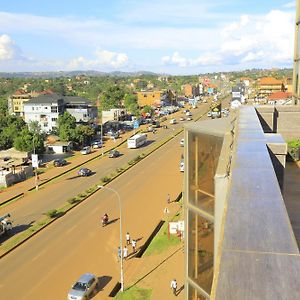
[186,111,192,116]
[186,117,192,121]
[180,139,184,147]
[80,146,91,155]
[91,141,103,149]
[170,118,177,124]
[68,273,98,300]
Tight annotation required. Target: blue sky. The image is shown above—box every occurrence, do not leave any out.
[0,0,296,74]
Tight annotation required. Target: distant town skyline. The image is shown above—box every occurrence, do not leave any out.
[0,0,296,75]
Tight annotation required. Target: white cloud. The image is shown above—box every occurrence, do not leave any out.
[0,34,22,60]
[283,1,296,8]
[68,50,129,69]
[162,8,294,70]
[162,51,221,67]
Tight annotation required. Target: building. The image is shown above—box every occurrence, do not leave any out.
[257,77,284,98]
[101,108,126,124]
[267,91,292,105]
[64,96,98,124]
[137,90,172,107]
[8,89,54,117]
[182,84,199,98]
[8,90,32,117]
[183,106,300,299]
[23,93,64,133]
[293,0,300,104]
[23,94,98,133]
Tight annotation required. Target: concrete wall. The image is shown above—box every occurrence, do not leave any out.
[0,165,33,187]
[256,105,300,139]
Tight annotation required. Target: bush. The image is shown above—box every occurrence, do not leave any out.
[46,209,58,218]
[287,139,300,161]
[68,198,80,204]
[101,176,111,183]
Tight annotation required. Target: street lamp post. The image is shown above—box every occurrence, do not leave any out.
[100,124,104,157]
[98,185,124,292]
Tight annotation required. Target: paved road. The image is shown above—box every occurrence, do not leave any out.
[0,102,211,245]
[0,130,185,299]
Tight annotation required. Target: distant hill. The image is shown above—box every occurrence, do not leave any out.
[0,70,163,78]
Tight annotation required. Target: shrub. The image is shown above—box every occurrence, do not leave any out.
[46,209,58,218]
[68,198,80,204]
[101,176,111,183]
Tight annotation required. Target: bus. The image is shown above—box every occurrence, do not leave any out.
[127,134,147,149]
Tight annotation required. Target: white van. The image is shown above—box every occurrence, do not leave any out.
[80,146,91,155]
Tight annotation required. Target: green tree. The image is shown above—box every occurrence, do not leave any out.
[100,85,124,110]
[74,125,95,146]
[57,112,77,141]
[0,115,26,150]
[142,105,152,115]
[14,128,44,153]
[124,93,140,116]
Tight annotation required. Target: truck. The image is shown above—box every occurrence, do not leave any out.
[0,213,12,237]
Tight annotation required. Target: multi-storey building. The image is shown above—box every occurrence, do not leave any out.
[8,90,32,117]
[24,93,64,133]
[64,96,98,124]
[182,84,199,98]
[257,77,284,98]
[23,94,98,133]
[137,90,173,107]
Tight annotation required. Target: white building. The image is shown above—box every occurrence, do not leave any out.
[23,94,98,133]
[24,93,64,133]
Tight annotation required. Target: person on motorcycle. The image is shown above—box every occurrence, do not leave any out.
[102,213,109,226]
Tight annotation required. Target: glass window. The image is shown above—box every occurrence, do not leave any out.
[51,106,58,113]
[188,210,214,294]
[187,131,222,215]
[297,26,300,56]
[188,284,208,300]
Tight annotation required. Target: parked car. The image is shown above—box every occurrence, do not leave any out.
[109,149,120,158]
[170,118,177,124]
[53,158,67,167]
[80,146,91,155]
[179,117,185,121]
[180,139,184,147]
[68,273,99,300]
[186,111,192,116]
[91,140,103,149]
[78,168,92,177]
[186,117,192,121]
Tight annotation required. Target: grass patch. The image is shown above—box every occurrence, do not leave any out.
[115,286,152,300]
[144,211,182,256]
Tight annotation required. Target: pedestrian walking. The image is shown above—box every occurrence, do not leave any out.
[123,246,128,260]
[117,247,122,261]
[170,279,177,295]
[126,232,130,245]
[131,239,137,253]
[167,193,171,204]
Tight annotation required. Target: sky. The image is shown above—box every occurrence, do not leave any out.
[0,0,296,75]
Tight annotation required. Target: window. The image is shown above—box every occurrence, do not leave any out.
[32,107,34,111]
[51,106,58,113]
[43,123,48,127]
[51,118,57,122]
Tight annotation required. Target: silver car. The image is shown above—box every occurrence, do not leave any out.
[68,273,98,300]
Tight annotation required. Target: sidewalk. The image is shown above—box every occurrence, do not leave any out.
[0,130,134,205]
[99,201,185,300]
